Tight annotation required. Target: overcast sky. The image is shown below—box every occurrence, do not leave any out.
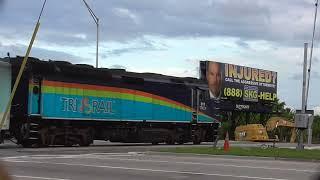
[0,0,319,114]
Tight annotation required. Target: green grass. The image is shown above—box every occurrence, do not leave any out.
[158,147,320,160]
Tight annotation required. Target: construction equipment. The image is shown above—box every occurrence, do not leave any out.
[266,117,296,143]
[235,117,296,143]
[235,124,270,142]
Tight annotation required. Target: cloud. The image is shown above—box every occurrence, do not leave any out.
[102,37,167,57]
[113,7,140,25]
[290,73,301,80]
[312,71,320,79]
[236,40,250,49]
[0,0,5,7]
[313,57,319,65]
[109,64,127,69]
[290,71,320,80]
[105,46,158,57]
[0,0,316,46]
[295,56,320,68]
[133,66,198,78]
[0,43,90,64]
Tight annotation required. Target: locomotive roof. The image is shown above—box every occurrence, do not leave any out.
[6,56,207,87]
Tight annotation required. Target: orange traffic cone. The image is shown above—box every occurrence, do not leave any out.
[224,131,230,152]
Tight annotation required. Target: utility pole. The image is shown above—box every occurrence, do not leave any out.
[82,0,99,68]
[296,43,308,150]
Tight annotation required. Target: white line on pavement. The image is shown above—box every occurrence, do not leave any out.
[12,175,70,180]
[148,154,319,166]
[80,156,317,173]
[3,153,316,173]
[6,160,288,180]
[3,156,29,159]
[1,154,133,160]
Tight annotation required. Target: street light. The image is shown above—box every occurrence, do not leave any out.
[82,0,99,68]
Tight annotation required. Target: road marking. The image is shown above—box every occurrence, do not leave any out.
[80,156,317,173]
[11,155,132,160]
[3,153,316,173]
[12,175,70,180]
[149,153,319,166]
[1,153,134,160]
[6,160,288,180]
[3,155,29,159]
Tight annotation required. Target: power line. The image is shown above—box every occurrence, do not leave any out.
[37,0,47,23]
[305,0,318,110]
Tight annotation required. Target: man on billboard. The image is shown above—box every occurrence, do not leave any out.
[206,61,222,99]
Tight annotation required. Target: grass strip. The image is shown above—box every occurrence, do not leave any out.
[158,147,320,160]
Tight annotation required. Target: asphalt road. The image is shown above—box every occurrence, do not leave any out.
[2,152,319,180]
[0,141,319,180]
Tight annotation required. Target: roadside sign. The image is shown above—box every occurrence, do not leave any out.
[294,113,311,129]
[295,110,314,115]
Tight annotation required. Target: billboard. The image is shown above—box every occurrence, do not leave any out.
[200,61,277,103]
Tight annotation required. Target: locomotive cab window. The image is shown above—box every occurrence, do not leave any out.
[33,86,39,94]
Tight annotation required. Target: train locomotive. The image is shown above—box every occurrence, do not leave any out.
[0,56,220,147]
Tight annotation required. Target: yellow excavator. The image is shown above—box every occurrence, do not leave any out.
[235,117,296,143]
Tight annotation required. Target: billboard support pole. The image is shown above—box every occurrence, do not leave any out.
[308,116,314,145]
[296,43,308,150]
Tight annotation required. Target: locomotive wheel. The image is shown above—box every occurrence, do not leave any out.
[192,135,201,145]
[79,128,94,147]
[79,135,91,147]
[177,134,185,145]
[20,121,42,148]
[165,135,175,145]
[79,141,90,147]
[151,142,159,145]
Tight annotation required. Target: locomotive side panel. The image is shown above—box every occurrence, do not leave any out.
[36,79,194,123]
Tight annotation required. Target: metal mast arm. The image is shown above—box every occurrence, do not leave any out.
[82,0,99,23]
[82,0,99,68]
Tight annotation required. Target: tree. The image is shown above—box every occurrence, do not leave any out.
[312,115,320,143]
[271,98,294,120]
